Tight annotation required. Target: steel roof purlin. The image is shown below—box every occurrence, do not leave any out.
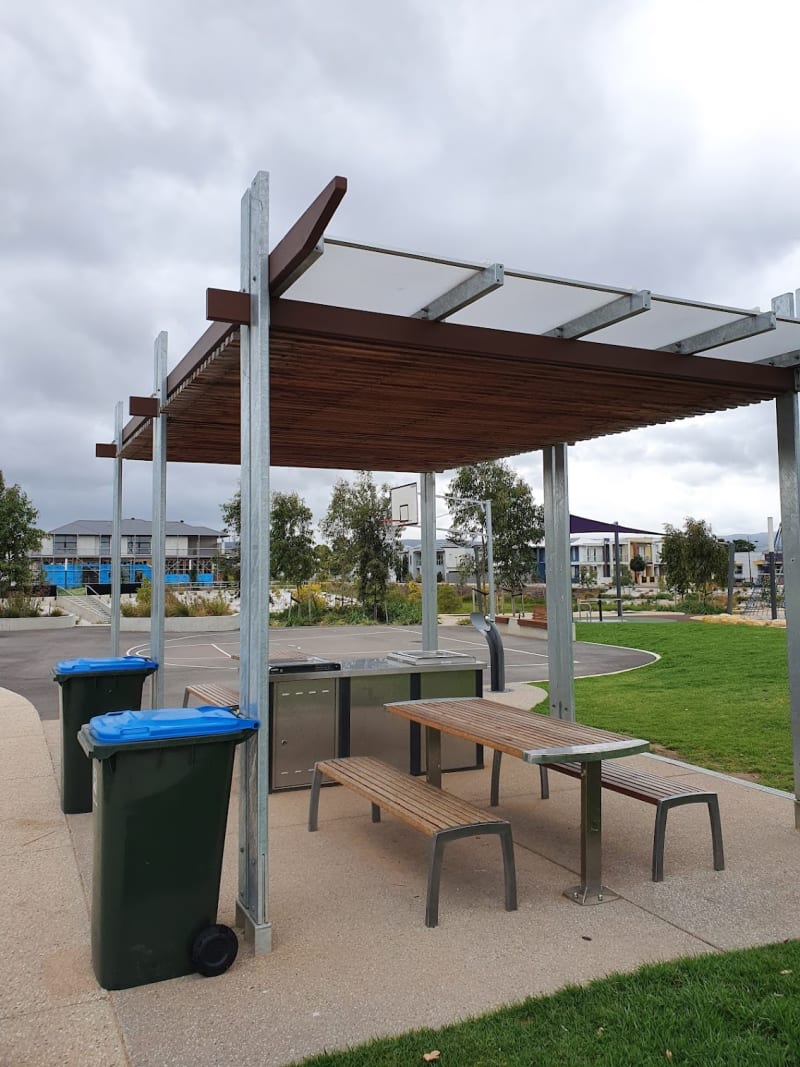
[105,174,798,472]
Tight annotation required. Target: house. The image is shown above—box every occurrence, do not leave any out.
[402,539,479,583]
[33,519,223,589]
[568,532,663,586]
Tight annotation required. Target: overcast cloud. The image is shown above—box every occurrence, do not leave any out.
[3,0,800,541]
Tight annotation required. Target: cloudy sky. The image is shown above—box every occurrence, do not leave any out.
[4,0,800,542]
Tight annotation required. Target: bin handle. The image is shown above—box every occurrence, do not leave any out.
[116,726,151,738]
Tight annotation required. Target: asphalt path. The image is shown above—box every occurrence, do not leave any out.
[1,623,656,721]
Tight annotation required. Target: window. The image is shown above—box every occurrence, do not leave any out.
[99,535,111,554]
[126,536,152,555]
[53,535,77,555]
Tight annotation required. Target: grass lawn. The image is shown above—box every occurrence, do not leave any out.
[569,622,794,792]
[296,939,800,1066]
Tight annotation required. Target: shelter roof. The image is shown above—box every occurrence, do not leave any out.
[109,177,799,472]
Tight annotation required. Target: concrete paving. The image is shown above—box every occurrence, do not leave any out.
[2,667,799,1065]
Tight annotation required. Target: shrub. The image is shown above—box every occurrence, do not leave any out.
[0,593,41,618]
[675,595,727,616]
[436,584,462,613]
[119,582,233,618]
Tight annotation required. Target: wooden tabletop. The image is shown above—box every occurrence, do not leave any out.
[385,697,649,765]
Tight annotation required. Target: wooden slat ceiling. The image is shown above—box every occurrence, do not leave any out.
[117,298,797,471]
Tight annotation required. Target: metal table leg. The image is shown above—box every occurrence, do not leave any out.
[425,726,442,788]
[565,760,619,905]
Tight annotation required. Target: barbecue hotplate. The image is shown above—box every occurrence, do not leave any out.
[267,657,341,675]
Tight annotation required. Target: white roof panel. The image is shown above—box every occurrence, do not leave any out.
[282,238,800,367]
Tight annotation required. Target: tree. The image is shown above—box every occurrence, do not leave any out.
[660,518,729,603]
[312,543,334,581]
[733,538,756,552]
[320,472,402,618]
[612,564,633,589]
[220,488,241,538]
[220,486,316,589]
[577,565,596,590]
[445,461,544,607]
[454,553,475,592]
[219,487,241,586]
[270,492,315,589]
[629,554,646,583]
[0,472,44,595]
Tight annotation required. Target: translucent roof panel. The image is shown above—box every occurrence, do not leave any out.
[282,240,480,317]
[448,273,631,335]
[584,299,800,363]
[282,238,800,366]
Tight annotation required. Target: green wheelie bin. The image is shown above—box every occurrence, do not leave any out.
[53,656,158,814]
[78,706,258,990]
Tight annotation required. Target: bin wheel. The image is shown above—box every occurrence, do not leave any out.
[191,924,239,978]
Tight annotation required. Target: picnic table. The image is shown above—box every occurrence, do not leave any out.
[385,696,650,905]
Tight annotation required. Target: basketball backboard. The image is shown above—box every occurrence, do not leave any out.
[390,482,419,525]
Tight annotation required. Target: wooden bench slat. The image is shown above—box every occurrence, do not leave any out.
[545,761,717,803]
[183,682,239,709]
[317,757,505,835]
[310,756,518,927]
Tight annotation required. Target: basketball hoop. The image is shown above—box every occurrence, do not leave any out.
[389,483,419,526]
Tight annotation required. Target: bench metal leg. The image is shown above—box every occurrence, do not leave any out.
[708,794,725,872]
[308,766,324,832]
[652,795,725,882]
[498,824,518,913]
[371,803,381,823]
[182,689,190,707]
[490,750,549,806]
[426,825,519,928]
[425,726,442,789]
[490,750,502,806]
[427,835,446,927]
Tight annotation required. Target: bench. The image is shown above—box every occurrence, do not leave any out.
[489,752,724,883]
[309,756,518,927]
[182,682,239,709]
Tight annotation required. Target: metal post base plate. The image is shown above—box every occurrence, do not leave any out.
[564,884,620,906]
[236,900,273,954]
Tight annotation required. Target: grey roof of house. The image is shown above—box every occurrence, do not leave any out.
[49,520,222,537]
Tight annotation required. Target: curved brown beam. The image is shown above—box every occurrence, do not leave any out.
[268,175,347,296]
[206,175,348,325]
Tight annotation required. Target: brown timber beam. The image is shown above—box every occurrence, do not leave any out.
[129,396,160,417]
[269,298,797,395]
[207,288,251,325]
[268,175,347,295]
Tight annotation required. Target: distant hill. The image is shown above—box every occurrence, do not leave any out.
[721,532,771,552]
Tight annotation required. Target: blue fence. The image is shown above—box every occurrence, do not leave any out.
[42,562,211,589]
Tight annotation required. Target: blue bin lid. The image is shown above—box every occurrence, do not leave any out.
[87,706,259,744]
[54,656,158,677]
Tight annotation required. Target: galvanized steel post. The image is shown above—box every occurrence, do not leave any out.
[236,172,272,952]
[543,444,575,720]
[420,472,438,651]
[110,401,123,656]
[150,332,168,708]
[776,388,800,829]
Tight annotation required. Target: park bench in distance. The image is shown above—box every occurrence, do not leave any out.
[309,756,518,927]
[182,681,239,709]
[490,752,724,882]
